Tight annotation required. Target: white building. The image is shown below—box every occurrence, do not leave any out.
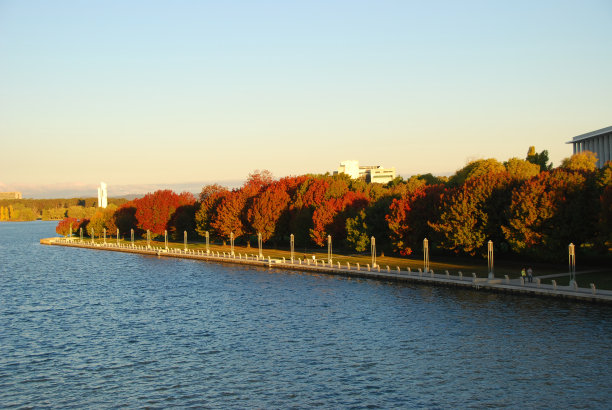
[334,160,396,184]
[567,125,612,168]
[97,182,108,208]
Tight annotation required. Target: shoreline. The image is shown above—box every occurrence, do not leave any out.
[41,237,612,305]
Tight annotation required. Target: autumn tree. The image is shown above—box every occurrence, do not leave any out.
[133,190,195,236]
[249,184,291,242]
[448,159,506,187]
[310,191,368,246]
[430,173,513,256]
[504,158,541,181]
[195,184,229,237]
[86,204,118,237]
[386,185,445,255]
[560,151,598,172]
[56,217,79,236]
[502,169,600,259]
[211,190,246,239]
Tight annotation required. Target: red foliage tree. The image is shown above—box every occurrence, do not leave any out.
[249,184,291,242]
[310,191,369,246]
[133,190,195,236]
[386,185,445,255]
[502,169,600,259]
[211,190,246,239]
[56,217,79,236]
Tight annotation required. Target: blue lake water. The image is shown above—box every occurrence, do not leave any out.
[1,221,611,408]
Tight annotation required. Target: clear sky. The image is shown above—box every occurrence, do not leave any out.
[1,0,611,197]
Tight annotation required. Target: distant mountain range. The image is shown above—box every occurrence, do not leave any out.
[0,180,243,199]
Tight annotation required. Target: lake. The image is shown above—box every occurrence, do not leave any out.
[1,221,611,408]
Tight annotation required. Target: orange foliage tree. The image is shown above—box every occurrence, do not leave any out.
[133,190,195,236]
[249,184,291,242]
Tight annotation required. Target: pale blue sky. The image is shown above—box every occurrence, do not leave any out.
[1,0,611,196]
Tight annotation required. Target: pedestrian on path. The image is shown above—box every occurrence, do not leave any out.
[521,268,526,284]
[527,267,533,283]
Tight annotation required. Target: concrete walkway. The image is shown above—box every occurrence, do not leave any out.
[41,237,612,305]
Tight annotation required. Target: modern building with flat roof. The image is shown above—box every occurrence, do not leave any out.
[567,125,612,168]
[334,160,396,184]
[0,192,22,200]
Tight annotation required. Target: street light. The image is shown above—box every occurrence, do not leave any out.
[327,235,332,265]
[371,236,377,268]
[487,240,494,279]
[423,238,429,273]
[569,243,576,287]
[258,232,263,259]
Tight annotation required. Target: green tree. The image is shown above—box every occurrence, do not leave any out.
[345,209,369,252]
[430,172,512,256]
[195,184,228,237]
[526,146,553,171]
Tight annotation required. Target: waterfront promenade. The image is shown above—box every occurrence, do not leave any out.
[41,237,612,304]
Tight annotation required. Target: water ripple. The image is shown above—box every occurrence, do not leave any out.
[0,221,611,408]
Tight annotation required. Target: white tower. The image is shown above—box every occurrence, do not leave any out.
[98,182,108,208]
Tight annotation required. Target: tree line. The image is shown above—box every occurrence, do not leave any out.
[0,198,127,221]
[55,148,612,261]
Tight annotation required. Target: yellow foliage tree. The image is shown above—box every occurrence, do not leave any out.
[561,151,598,172]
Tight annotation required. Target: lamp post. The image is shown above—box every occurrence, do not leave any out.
[116,228,119,245]
[290,234,295,263]
[327,235,332,265]
[147,230,151,249]
[131,228,134,247]
[205,231,210,254]
[184,230,187,251]
[258,232,263,259]
[230,232,235,256]
[69,224,72,239]
[164,230,168,250]
[371,236,377,268]
[91,228,95,244]
[80,227,83,242]
[487,240,494,279]
[103,228,106,244]
[569,243,576,287]
[423,238,429,273]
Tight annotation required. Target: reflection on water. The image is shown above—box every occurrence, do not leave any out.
[1,221,611,408]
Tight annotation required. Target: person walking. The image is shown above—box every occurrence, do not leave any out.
[521,268,527,284]
[527,267,533,283]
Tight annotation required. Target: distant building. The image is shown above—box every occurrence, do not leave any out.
[97,182,108,208]
[567,125,612,168]
[334,160,396,184]
[0,192,22,200]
